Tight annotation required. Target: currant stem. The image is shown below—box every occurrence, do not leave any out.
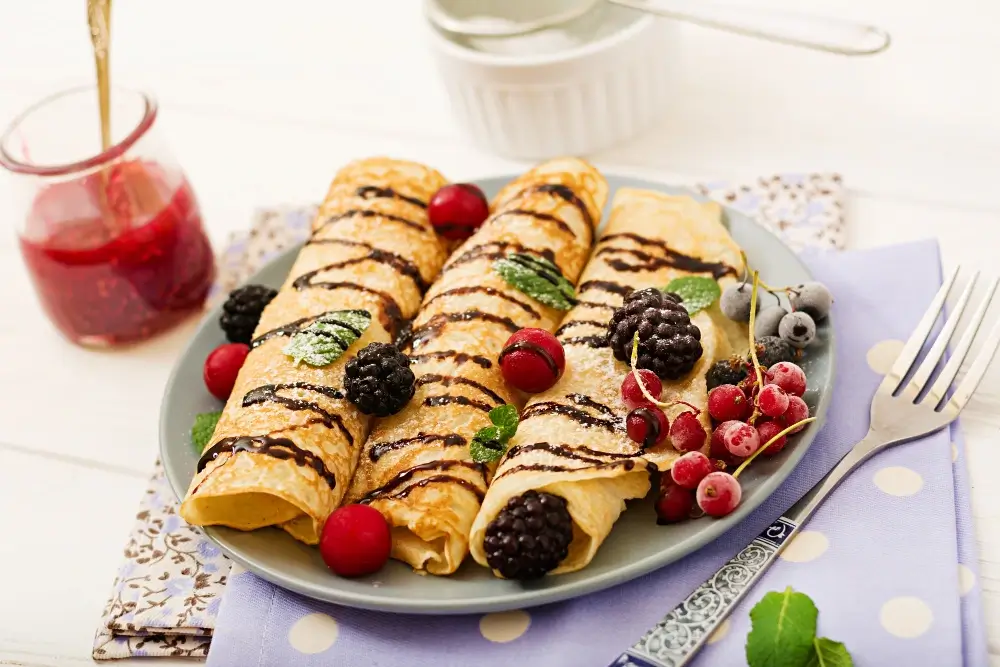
[746,271,765,423]
[630,332,671,408]
[732,417,817,479]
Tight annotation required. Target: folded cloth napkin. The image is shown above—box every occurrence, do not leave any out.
[205,240,989,667]
[93,173,850,659]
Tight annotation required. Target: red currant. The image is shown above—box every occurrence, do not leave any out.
[696,471,742,517]
[655,482,694,524]
[722,421,761,458]
[626,404,669,449]
[756,420,788,456]
[319,504,392,577]
[621,369,663,410]
[781,395,810,433]
[669,411,708,452]
[671,451,715,489]
[711,420,743,464]
[708,384,750,422]
[427,183,489,241]
[204,343,250,400]
[758,384,790,418]
[499,328,565,393]
[765,361,807,397]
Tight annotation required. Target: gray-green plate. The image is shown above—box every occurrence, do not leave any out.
[161,173,834,614]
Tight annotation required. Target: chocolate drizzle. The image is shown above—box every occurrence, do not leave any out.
[490,208,575,238]
[446,242,556,271]
[358,460,487,504]
[291,271,403,336]
[521,401,621,432]
[564,393,617,417]
[631,407,662,449]
[242,383,353,445]
[423,395,494,413]
[498,341,560,377]
[423,286,541,319]
[409,310,520,349]
[578,280,633,297]
[575,300,616,311]
[354,185,427,209]
[315,209,429,236]
[493,458,647,482]
[368,433,466,462]
[598,233,736,279]
[408,350,493,369]
[515,183,594,230]
[554,320,608,336]
[415,374,505,405]
[560,336,609,348]
[300,239,427,291]
[504,441,637,465]
[197,435,338,490]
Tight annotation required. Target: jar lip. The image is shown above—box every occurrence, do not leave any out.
[0,85,158,176]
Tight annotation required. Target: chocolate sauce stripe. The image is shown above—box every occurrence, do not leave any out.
[574,300,617,311]
[520,402,621,432]
[578,280,632,297]
[408,350,493,369]
[445,242,557,272]
[564,393,617,417]
[511,183,595,230]
[554,319,608,336]
[314,209,430,236]
[560,336,609,348]
[596,233,735,279]
[422,286,541,319]
[503,441,639,465]
[197,435,338,490]
[241,383,353,445]
[490,208,576,239]
[415,374,505,404]
[354,185,427,210]
[290,274,403,336]
[367,433,467,462]
[358,459,487,503]
[409,310,520,349]
[493,458,651,482]
[298,240,428,291]
[423,395,495,413]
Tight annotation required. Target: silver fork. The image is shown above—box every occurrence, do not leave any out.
[610,267,1000,667]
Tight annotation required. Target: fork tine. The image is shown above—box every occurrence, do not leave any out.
[947,318,1000,413]
[885,265,960,392]
[927,277,1000,406]
[905,272,979,399]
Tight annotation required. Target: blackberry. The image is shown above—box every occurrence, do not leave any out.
[483,490,573,580]
[607,288,703,380]
[752,336,795,368]
[220,284,277,344]
[707,357,749,390]
[344,343,415,416]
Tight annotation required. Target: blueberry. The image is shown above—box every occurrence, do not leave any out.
[754,305,788,338]
[778,311,816,348]
[789,282,832,322]
[720,283,758,322]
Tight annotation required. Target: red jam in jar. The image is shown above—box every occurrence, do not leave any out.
[19,160,215,346]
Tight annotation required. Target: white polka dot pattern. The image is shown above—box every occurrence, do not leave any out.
[479,611,531,643]
[288,613,339,654]
[874,466,924,497]
[880,597,933,638]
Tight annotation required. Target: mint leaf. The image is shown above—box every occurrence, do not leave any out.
[470,425,507,463]
[191,411,222,452]
[489,404,519,440]
[494,253,577,311]
[806,638,853,667]
[283,309,371,367]
[664,276,721,315]
[746,587,818,667]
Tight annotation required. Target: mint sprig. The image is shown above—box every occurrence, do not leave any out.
[283,309,371,367]
[494,253,577,311]
[746,587,853,667]
[191,410,222,452]
[470,405,520,463]
[663,276,721,315]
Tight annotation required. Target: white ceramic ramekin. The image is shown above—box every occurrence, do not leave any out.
[427,9,674,160]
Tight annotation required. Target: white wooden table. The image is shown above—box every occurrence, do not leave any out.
[1,1,999,665]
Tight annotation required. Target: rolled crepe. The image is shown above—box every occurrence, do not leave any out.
[180,158,449,544]
[346,158,608,574]
[469,188,745,576]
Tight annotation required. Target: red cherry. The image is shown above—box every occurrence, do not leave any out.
[671,451,715,489]
[669,411,708,452]
[765,362,807,397]
[758,384,790,418]
[428,183,490,241]
[656,481,695,524]
[319,504,392,577]
[626,404,669,448]
[781,395,811,433]
[204,343,250,400]
[499,328,565,393]
[708,384,750,422]
[757,420,788,456]
[696,471,742,517]
[621,369,663,410]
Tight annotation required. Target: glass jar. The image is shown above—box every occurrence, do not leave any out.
[1,86,215,347]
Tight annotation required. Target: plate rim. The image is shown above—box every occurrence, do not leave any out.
[160,173,836,614]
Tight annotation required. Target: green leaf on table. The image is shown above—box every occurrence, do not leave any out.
[191,411,222,452]
[805,638,853,667]
[663,276,722,315]
[494,253,577,311]
[470,425,507,463]
[745,586,818,667]
[489,404,519,440]
[282,309,371,367]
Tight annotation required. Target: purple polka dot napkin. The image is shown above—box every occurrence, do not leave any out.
[202,245,988,663]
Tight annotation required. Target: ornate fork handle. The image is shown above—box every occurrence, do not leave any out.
[609,441,875,667]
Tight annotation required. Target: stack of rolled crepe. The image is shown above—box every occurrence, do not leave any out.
[347,158,608,574]
[180,158,449,544]
[469,188,746,576]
